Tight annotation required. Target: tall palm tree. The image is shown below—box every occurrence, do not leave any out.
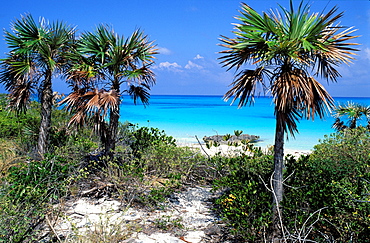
[332,102,370,131]
[219,1,358,240]
[61,25,157,154]
[0,14,76,156]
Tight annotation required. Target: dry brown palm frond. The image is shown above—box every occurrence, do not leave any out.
[8,82,33,112]
[224,67,269,107]
[272,68,308,135]
[100,89,119,115]
[67,111,86,127]
[67,70,98,87]
[272,67,308,112]
[91,113,109,141]
[304,77,334,119]
[272,66,334,135]
[82,89,102,113]
[59,90,83,111]
[314,25,360,81]
[62,88,119,139]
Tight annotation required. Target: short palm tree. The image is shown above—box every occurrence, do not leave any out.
[332,102,370,131]
[219,1,358,240]
[61,25,157,154]
[0,14,76,156]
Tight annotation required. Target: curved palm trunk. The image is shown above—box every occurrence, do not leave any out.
[105,82,120,155]
[272,114,285,242]
[37,70,53,156]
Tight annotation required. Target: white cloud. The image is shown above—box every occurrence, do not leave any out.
[194,54,204,60]
[363,47,370,60]
[153,61,183,72]
[159,62,181,68]
[185,60,203,69]
[157,47,172,55]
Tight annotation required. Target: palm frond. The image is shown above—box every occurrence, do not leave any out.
[76,25,157,92]
[272,65,333,135]
[7,77,35,112]
[100,89,119,114]
[224,67,268,107]
[61,88,119,136]
[314,25,359,81]
[332,102,370,129]
[127,85,150,106]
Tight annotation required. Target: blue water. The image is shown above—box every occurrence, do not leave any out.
[119,96,370,151]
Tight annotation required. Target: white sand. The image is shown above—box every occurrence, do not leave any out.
[51,186,217,243]
[184,143,311,158]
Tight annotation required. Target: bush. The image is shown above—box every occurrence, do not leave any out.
[139,141,204,180]
[212,128,370,242]
[0,98,39,139]
[283,127,370,242]
[0,154,76,242]
[95,140,210,209]
[129,126,176,158]
[212,148,274,241]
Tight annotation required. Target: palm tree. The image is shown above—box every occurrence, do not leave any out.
[0,14,76,156]
[61,25,157,155]
[219,1,358,240]
[332,102,370,131]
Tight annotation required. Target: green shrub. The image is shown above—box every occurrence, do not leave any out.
[139,141,204,179]
[212,128,370,242]
[212,149,274,240]
[0,154,75,242]
[283,127,370,242]
[129,126,176,158]
[97,139,209,208]
[0,109,39,140]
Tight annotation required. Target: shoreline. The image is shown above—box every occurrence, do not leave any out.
[179,142,312,158]
[171,131,317,151]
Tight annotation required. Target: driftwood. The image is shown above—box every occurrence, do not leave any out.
[81,183,115,197]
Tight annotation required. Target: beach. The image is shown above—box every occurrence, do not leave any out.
[180,141,311,159]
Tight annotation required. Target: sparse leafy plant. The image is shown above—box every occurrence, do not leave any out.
[0,154,76,242]
[212,146,274,240]
[129,126,176,158]
[154,215,184,231]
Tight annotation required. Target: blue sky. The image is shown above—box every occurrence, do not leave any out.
[0,0,369,97]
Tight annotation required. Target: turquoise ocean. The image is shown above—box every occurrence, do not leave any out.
[119,96,370,151]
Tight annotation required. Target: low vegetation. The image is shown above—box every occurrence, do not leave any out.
[0,95,369,242]
[213,128,370,242]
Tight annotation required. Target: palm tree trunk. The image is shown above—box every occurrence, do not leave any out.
[105,82,120,155]
[350,117,357,129]
[37,70,53,156]
[105,105,120,154]
[272,115,285,242]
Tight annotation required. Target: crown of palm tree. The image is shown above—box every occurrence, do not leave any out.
[61,25,157,146]
[332,102,370,130]
[0,14,76,112]
[75,25,157,87]
[220,1,359,135]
